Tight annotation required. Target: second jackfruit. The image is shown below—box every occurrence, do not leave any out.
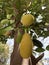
[20,33,34,58]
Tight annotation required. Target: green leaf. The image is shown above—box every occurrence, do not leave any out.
[0,26,13,35]
[33,39,43,47]
[1,19,9,25]
[46,45,49,51]
[0,42,5,53]
[10,20,15,24]
[4,26,13,31]
[35,47,45,52]
[0,23,3,28]
[7,14,12,19]
[0,29,6,35]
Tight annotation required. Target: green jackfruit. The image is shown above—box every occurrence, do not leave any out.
[21,14,34,27]
[20,33,34,58]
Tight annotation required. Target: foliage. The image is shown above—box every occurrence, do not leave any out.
[0,0,49,52]
[33,39,43,47]
[46,45,49,51]
[35,47,45,52]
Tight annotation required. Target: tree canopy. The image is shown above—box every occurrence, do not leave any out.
[0,0,49,52]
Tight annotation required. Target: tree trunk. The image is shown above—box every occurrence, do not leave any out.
[10,31,23,65]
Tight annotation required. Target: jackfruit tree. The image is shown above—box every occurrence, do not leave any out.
[0,0,49,65]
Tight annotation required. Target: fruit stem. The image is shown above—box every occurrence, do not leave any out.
[25,28,28,33]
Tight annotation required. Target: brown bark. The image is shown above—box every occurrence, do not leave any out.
[10,31,23,65]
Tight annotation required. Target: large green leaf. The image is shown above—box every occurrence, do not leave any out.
[33,39,43,47]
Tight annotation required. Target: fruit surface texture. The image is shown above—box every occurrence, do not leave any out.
[21,14,34,27]
[20,33,33,58]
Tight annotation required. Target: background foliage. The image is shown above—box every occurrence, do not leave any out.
[0,0,49,52]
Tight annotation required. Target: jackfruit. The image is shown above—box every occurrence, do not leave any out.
[20,33,34,58]
[21,14,34,27]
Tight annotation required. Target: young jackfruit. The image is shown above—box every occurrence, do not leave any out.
[21,14,34,27]
[20,33,34,58]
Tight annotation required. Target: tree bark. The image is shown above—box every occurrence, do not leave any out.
[10,31,22,65]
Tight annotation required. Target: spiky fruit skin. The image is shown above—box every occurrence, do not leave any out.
[21,14,34,27]
[20,33,34,58]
